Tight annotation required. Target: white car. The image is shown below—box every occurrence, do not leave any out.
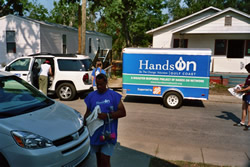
[3,53,93,100]
[0,71,90,167]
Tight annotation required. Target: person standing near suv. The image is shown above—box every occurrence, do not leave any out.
[92,60,106,90]
[84,73,126,167]
[39,60,52,95]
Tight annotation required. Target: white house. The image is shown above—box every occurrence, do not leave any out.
[146,7,250,73]
[0,14,112,65]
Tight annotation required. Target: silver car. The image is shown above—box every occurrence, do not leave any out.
[0,71,90,167]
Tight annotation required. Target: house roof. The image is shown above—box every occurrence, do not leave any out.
[146,6,221,34]
[1,14,111,38]
[171,7,250,34]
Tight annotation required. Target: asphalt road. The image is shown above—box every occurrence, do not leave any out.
[55,92,250,167]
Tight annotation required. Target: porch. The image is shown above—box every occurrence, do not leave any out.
[210,72,248,87]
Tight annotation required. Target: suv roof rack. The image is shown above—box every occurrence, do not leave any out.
[28,53,77,57]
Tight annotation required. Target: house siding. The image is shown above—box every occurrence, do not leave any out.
[149,7,250,73]
[0,15,40,64]
[0,15,112,65]
[172,34,250,72]
[40,24,78,53]
[85,32,112,60]
[182,12,250,34]
[152,9,219,48]
[177,34,250,53]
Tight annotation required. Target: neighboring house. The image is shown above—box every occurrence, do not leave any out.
[0,14,112,65]
[146,7,250,73]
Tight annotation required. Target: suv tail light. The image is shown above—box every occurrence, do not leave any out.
[83,73,89,83]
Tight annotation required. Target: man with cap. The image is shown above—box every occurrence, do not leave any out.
[39,59,52,95]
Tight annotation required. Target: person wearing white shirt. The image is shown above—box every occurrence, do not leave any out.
[39,60,52,95]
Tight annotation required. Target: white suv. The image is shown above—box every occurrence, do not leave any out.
[3,53,93,100]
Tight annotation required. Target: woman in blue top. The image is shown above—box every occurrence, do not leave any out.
[92,60,106,90]
[84,73,126,167]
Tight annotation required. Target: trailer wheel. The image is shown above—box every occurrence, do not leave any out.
[56,83,76,101]
[163,91,183,109]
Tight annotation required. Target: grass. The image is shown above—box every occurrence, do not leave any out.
[209,83,231,95]
[149,157,230,167]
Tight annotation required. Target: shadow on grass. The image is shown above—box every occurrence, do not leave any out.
[149,157,179,167]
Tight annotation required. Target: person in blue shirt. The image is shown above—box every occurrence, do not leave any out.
[84,73,126,167]
[92,60,106,90]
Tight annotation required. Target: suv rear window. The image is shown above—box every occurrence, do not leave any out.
[58,59,86,71]
[80,59,92,71]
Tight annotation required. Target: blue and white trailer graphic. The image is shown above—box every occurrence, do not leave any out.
[122,48,211,108]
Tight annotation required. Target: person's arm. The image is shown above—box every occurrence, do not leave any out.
[49,67,53,76]
[91,76,94,86]
[236,86,250,93]
[91,69,96,86]
[98,100,126,120]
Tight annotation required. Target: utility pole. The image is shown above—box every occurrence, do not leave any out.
[78,0,86,55]
[78,5,82,54]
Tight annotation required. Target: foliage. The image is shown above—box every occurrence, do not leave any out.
[88,0,169,59]
[50,0,80,27]
[0,0,30,17]
[24,0,49,21]
[209,83,230,95]
[2,0,250,60]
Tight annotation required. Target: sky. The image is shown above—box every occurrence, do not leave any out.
[37,0,58,11]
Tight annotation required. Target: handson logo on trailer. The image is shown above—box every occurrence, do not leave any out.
[138,57,197,76]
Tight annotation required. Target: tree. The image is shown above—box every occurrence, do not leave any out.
[50,0,80,27]
[0,0,30,17]
[89,0,169,58]
[24,0,49,21]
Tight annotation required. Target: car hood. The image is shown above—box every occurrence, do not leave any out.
[1,101,83,140]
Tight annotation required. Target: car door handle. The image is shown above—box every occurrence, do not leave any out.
[23,74,27,76]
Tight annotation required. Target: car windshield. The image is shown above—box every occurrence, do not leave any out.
[0,76,54,118]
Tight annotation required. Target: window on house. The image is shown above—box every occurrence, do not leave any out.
[62,34,67,54]
[245,40,250,56]
[227,40,244,58]
[214,39,227,55]
[89,38,92,54]
[173,39,179,48]
[6,31,16,53]
[97,38,100,51]
[173,39,188,48]
[225,15,232,26]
